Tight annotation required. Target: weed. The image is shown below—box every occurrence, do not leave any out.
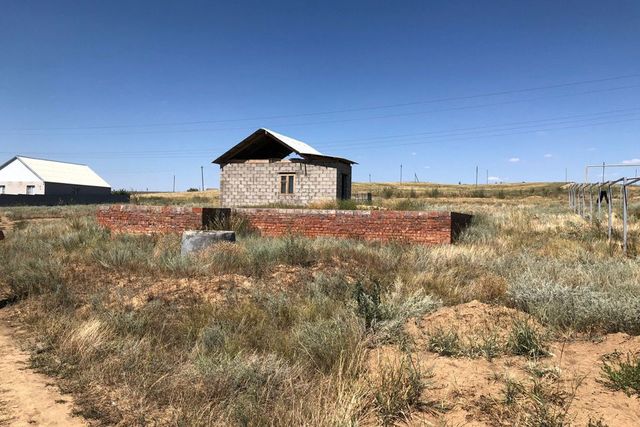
[372,354,429,426]
[601,352,640,397]
[354,281,384,330]
[427,328,462,357]
[507,319,549,359]
[473,332,503,361]
[503,377,524,404]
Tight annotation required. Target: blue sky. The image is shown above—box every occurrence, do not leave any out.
[1,0,639,190]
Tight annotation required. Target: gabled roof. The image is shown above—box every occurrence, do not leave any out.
[213,128,356,165]
[0,156,111,188]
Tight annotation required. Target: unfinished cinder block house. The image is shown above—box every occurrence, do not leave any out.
[214,128,355,207]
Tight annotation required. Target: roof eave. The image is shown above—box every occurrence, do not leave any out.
[300,153,357,165]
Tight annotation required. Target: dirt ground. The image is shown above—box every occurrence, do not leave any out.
[0,315,86,426]
[372,301,640,426]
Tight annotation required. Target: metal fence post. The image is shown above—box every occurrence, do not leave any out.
[608,184,613,241]
[597,183,602,218]
[589,185,593,220]
[623,177,628,255]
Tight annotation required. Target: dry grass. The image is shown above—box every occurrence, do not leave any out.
[0,399,12,426]
[132,189,219,206]
[0,183,639,425]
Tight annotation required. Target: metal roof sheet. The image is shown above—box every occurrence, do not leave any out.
[16,156,111,188]
[261,128,323,156]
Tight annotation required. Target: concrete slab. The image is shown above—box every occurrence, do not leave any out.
[181,230,235,256]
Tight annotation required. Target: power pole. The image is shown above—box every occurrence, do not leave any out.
[565,168,568,183]
[369,173,371,183]
[173,175,176,192]
[475,166,478,187]
[201,166,205,191]
[400,164,403,183]
[486,169,489,185]
[602,162,605,183]
[414,173,419,183]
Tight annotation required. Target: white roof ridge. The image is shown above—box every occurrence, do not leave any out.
[10,156,111,188]
[16,155,89,167]
[261,128,323,156]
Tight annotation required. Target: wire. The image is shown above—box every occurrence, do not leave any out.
[2,72,640,131]
[2,83,639,137]
[6,114,639,159]
[3,106,637,156]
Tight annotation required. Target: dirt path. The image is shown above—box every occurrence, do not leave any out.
[0,321,86,426]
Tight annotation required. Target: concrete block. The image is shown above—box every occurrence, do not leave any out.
[181,230,236,256]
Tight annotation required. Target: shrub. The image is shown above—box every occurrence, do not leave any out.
[196,352,300,424]
[353,281,440,343]
[601,352,640,397]
[293,316,364,373]
[354,281,384,330]
[508,281,640,335]
[2,257,67,300]
[381,187,395,199]
[92,235,154,270]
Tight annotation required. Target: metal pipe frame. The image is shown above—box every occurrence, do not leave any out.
[584,163,640,183]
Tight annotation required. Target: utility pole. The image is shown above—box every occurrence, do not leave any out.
[400,164,403,183]
[414,173,419,183]
[486,169,489,185]
[602,162,605,183]
[201,166,205,191]
[369,173,371,183]
[173,175,176,192]
[565,168,568,183]
[475,166,478,187]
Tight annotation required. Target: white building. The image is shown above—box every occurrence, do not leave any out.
[0,156,111,196]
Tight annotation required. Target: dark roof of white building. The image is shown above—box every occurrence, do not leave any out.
[213,128,356,165]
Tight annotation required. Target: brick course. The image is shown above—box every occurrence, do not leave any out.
[97,205,472,244]
[96,205,228,234]
[236,208,471,244]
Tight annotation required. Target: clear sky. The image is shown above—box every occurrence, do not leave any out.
[1,0,639,190]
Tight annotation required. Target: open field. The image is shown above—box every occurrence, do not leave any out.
[1,183,640,425]
[132,189,220,206]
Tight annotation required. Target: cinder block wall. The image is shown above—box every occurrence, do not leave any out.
[220,159,351,207]
[96,205,472,244]
[236,208,471,244]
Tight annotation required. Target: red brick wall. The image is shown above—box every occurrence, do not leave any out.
[97,205,206,234]
[97,205,472,244]
[236,208,471,244]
